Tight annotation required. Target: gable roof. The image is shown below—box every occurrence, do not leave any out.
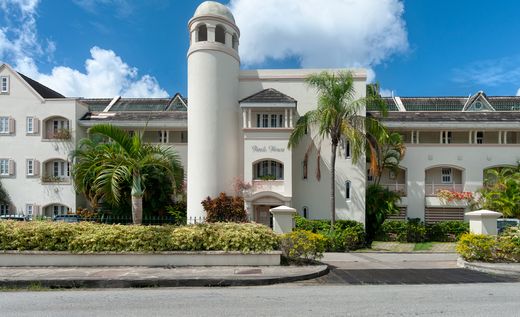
[462,91,495,111]
[80,94,187,112]
[17,72,65,98]
[240,88,296,104]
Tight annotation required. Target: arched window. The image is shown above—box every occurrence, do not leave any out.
[232,34,238,49]
[302,206,309,219]
[253,160,284,180]
[197,24,207,42]
[215,25,226,44]
[345,180,351,200]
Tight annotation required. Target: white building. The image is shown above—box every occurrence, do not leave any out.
[1,1,520,225]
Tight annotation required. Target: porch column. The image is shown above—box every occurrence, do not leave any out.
[242,109,247,128]
[284,109,288,128]
[468,131,472,144]
[289,109,293,128]
[499,131,502,144]
[439,131,443,144]
[248,109,252,128]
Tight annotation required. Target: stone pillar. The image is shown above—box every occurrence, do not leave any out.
[465,210,503,235]
[270,206,297,234]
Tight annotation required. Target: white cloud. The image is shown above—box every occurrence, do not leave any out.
[379,89,393,97]
[0,0,168,98]
[229,0,408,71]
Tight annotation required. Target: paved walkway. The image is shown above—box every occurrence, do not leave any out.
[0,265,328,288]
[322,252,459,269]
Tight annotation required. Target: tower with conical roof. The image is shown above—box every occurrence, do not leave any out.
[187,1,240,222]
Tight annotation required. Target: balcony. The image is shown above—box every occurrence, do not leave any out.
[43,117,71,140]
[251,180,285,195]
[379,183,407,197]
[424,183,463,196]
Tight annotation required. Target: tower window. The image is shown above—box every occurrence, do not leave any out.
[197,24,207,42]
[215,25,226,44]
[345,181,351,200]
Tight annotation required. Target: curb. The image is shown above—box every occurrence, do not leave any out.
[457,257,520,276]
[0,265,330,289]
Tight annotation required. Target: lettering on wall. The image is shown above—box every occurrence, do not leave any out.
[252,145,286,153]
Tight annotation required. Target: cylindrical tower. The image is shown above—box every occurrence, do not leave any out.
[187,1,240,222]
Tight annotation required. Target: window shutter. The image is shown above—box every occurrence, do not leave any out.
[34,160,40,176]
[8,159,15,176]
[9,117,15,134]
[33,118,39,134]
[26,159,30,175]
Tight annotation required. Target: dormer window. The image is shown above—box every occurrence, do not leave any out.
[256,113,284,128]
[474,101,482,110]
[1,76,9,93]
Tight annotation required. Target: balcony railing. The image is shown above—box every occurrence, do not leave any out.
[251,180,285,195]
[41,175,70,183]
[425,183,463,196]
[380,183,407,196]
[46,128,71,140]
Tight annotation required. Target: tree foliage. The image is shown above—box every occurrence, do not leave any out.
[473,164,520,218]
[288,71,389,227]
[201,192,248,223]
[365,184,401,245]
[71,124,184,224]
[0,180,9,205]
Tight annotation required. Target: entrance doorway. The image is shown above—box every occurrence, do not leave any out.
[255,205,275,227]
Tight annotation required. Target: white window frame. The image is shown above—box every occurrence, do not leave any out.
[0,159,8,176]
[0,117,8,134]
[53,205,69,216]
[53,161,70,178]
[26,117,34,134]
[441,168,452,184]
[1,76,9,93]
[26,204,33,216]
[256,113,284,128]
[158,130,168,144]
[27,159,34,176]
[442,131,452,144]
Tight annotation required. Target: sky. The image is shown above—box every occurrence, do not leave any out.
[1,0,520,98]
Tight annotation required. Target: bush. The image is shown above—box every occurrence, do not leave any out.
[426,221,469,242]
[294,216,365,251]
[202,192,248,223]
[0,221,278,253]
[496,227,520,262]
[280,230,327,261]
[456,233,496,262]
[380,218,427,243]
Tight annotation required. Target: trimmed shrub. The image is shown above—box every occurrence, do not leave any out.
[456,233,496,262]
[380,218,426,243]
[280,230,327,261]
[294,216,365,251]
[202,192,248,223]
[0,221,278,253]
[496,227,520,262]
[426,221,469,242]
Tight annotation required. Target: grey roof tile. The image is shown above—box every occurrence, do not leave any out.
[18,72,65,98]
[240,88,296,103]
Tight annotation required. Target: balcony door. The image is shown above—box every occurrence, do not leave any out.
[255,205,273,227]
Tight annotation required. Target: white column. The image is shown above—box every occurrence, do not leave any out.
[499,130,502,144]
[468,130,472,144]
[284,109,288,128]
[417,131,420,144]
[466,210,503,235]
[289,109,293,128]
[242,109,247,128]
[270,206,297,234]
[440,131,443,144]
[207,26,216,42]
[504,131,508,144]
[248,109,252,128]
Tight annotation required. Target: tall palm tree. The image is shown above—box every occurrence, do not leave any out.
[367,131,406,185]
[288,71,388,227]
[71,124,183,224]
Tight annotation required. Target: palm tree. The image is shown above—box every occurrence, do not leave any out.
[367,131,406,185]
[288,71,388,227]
[71,124,184,224]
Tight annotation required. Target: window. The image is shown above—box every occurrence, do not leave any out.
[256,113,284,128]
[0,117,9,133]
[302,206,309,219]
[0,159,8,175]
[215,25,226,44]
[26,204,33,216]
[345,140,351,158]
[53,161,69,178]
[474,101,482,110]
[197,24,207,42]
[27,159,34,176]
[302,160,308,180]
[1,76,9,93]
[53,205,69,216]
[442,131,452,144]
[158,130,168,143]
[441,168,452,184]
[476,131,483,144]
[26,117,34,133]
[254,160,284,180]
[0,204,8,215]
[411,131,418,144]
[345,181,351,200]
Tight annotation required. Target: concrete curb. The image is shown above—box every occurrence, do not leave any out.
[0,265,330,289]
[457,257,520,276]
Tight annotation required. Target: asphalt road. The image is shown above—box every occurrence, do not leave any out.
[1,283,519,316]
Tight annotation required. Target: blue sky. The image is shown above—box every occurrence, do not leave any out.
[1,0,519,98]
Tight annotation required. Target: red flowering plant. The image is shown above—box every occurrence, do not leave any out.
[436,189,474,203]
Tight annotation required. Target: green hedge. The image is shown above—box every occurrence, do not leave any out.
[457,227,520,263]
[294,216,365,251]
[380,219,469,243]
[0,221,279,253]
